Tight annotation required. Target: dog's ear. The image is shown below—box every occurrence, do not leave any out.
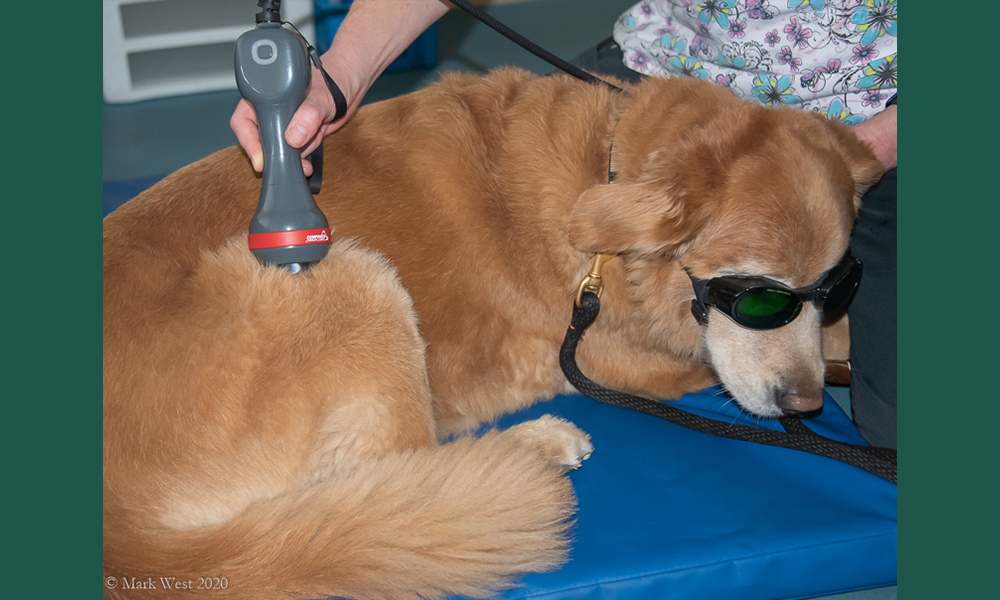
[567,179,707,256]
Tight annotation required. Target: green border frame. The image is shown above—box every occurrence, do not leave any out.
[20,2,987,599]
[12,6,97,599]
[904,1,988,599]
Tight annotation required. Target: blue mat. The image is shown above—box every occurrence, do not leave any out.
[455,390,896,600]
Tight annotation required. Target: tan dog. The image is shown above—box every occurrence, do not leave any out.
[103,68,881,599]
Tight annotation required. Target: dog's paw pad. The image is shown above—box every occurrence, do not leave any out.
[509,415,594,472]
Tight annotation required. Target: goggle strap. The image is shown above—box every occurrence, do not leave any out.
[682,266,711,325]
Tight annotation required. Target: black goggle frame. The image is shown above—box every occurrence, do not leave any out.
[685,253,862,330]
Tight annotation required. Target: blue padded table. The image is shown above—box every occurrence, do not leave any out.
[454,390,897,600]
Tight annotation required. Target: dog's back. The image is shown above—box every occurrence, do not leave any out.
[106,68,636,432]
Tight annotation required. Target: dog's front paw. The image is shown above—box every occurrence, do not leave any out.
[509,415,594,472]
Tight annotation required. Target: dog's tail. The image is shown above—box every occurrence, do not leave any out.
[103,431,577,600]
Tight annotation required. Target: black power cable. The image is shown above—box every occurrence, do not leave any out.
[448,0,624,94]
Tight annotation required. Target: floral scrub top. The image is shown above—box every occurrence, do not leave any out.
[613,0,897,123]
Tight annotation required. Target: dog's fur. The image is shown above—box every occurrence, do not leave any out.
[103,69,882,599]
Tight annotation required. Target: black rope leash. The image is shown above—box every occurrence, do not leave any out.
[561,292,897,484]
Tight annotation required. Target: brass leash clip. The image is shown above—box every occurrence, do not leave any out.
[575,253,615,308]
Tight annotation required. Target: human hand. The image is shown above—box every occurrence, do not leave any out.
[852,104,896,173]
[230,0,451,176]
[230,61,358,177]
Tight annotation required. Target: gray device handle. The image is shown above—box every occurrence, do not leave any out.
[235,22,331,271]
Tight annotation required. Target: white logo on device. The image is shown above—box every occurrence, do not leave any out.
[251,40,278,66]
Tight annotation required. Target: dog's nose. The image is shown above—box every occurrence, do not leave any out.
[776,385,824,418]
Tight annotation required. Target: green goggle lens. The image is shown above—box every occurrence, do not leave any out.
[733,288,800,328]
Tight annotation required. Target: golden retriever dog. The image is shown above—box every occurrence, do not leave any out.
[103,68,882,600]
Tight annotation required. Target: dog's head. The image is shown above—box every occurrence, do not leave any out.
[568,77,883,418]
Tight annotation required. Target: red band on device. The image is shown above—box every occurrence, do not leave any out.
[248,228,331,250]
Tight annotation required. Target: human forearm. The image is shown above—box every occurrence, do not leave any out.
[321,0,453,112]
[853,103,896,173]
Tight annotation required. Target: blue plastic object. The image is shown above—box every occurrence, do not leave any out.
[452,390,897,600]
[313,1,438,72]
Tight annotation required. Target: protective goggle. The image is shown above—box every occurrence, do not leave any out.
[683,253,862,330]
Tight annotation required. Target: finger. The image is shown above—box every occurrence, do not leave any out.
[285,98,327,149]
[301,131,326,160]
[230,100,264,172]
[298,118,347,177]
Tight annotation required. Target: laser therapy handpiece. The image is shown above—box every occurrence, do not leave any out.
[235,2,331,273]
